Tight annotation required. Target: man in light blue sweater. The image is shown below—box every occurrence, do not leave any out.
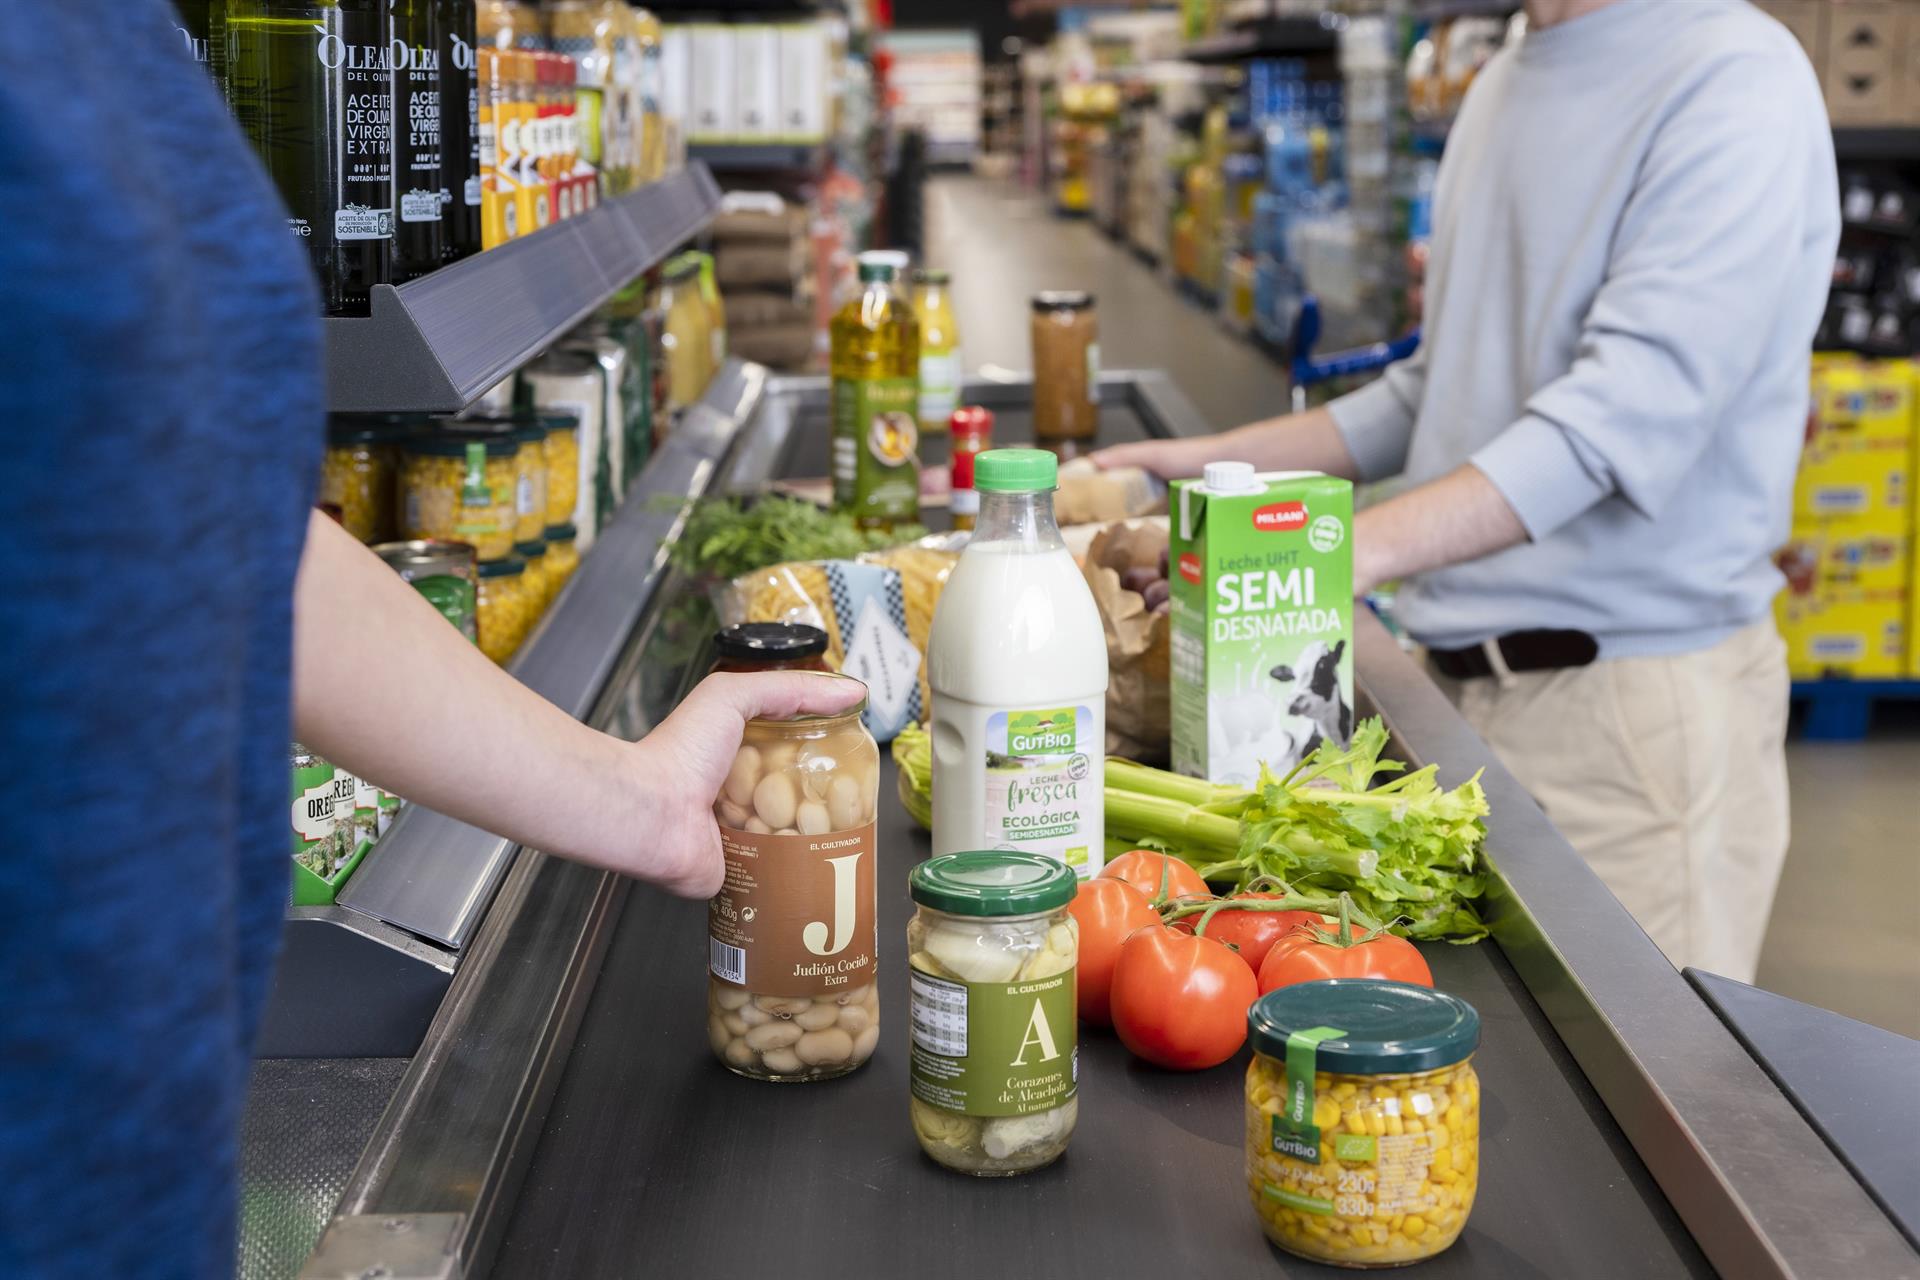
[1100,0,1838,981]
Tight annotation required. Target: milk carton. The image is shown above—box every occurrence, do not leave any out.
[1170,463,1354,785]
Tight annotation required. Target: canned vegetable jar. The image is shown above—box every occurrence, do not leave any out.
[514,538,550,616]
[540,413,581,526]
[373,539,479,643]
[908,852,1079,1176]
[707,679,880,1083]
[542,523,579,597]
[710,623,833,675]
[446,414,549,543]
[1246,980,1481,1268]
[400,433,519,561]
[476,556,531,664]
[321,417,403,543]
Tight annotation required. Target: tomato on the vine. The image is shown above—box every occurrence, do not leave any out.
[1194,893,1322,975]
[1109,925,1259,1070]
[1256,922,1433,994]
[1066,877,1159,1026]
[1099,849,1209,902]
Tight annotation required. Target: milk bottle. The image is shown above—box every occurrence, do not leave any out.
[927,449,1109,875]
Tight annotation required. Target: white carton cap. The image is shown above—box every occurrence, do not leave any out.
[1203,461,1262,495]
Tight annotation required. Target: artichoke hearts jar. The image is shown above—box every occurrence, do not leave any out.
[707,677,880,1083]
[1246,980,1481,1268]
[907,852,1079,1176]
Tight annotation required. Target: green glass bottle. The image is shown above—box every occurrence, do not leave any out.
[391,0,445,281]
[437,0,481,261]
[170,0,226,83]
[225,0,394,316]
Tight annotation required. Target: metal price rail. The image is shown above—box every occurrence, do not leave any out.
[288,372,1915,1280]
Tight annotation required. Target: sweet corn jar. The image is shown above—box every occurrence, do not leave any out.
[907,853,1079,1177]
[514,538,550,615]
[540,413,581,527]
[542,523,579,597]
[320,416,404,543]
[400,433,519,561]
[476,556,531,664]
[1246,980,1481,1268]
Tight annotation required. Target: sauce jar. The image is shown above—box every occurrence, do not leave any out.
[1246,980,1481,1268]
[710,623,833,675]
[907,852,1079,1176]
[707,677,880,1082]
[948,406,993,532]
[1030,291,1099,459]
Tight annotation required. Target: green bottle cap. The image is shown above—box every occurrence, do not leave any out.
[973,448,1058,493]
[909,852,1079,917]
[1248,980,1480,1074]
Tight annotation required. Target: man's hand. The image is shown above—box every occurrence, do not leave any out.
[1089,435,1214,479]
[1090,406,1360,482]
[626,671,868,897]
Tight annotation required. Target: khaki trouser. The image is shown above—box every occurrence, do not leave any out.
[1429,619,1790,983]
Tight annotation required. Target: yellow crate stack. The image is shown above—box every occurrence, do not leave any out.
[1774,356,1916,679]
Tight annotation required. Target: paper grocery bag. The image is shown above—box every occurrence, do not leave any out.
[1082,520,1172,763]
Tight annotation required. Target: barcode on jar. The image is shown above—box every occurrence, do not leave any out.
[709,937,747,985]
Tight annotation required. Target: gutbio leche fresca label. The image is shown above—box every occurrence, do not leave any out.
[983,705,1098,873]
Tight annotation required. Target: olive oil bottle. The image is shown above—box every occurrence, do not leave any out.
[391,0,445,281]
[830,252,921,531]
[170,0,226,82]
[226,0,394,316]
[437,0,481,261]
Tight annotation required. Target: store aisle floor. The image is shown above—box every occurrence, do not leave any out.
[925,174,1920,1038]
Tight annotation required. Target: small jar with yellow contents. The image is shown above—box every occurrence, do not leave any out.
[1245,981,1481,1268]
[476,556,532,664]
[514,537,549,616]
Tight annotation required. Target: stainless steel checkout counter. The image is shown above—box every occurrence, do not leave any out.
[240,364,1920,1280]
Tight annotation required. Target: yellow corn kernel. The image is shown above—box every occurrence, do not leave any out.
[1331,1082,1357,1100]
[1313,1097,1343,1130]
[1404,1215,1427,1238]
[1385,1114,1405,1136]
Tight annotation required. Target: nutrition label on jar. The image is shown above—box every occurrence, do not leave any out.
[909,969,969,1056]
[1264,1128,1441,1218]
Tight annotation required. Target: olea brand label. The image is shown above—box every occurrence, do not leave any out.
[984,706,1098,871]
[917,349,963,424]
[1170,472,1354,787]
[831,377,920,524]
[319,24,395,213]
[289,761,336,852]
[709,824,877,998]
[909,961,1076,1118]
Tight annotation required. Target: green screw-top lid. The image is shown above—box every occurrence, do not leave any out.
[537,412,580,435]
[403,431,521,458]
[1248,980,1480,1075]
[974,448,1058,493]
[544,523,578,543]
[513,539,546,560]
[909,852,1079,917]
[477,556,527,578]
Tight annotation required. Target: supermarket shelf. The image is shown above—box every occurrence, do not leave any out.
[1833,128,1920,163]
[1792,677,1920,740]
[1182,15,1340,63]
[686,141,829,174]
[324,165,721,414]
[1411,0,1520,18]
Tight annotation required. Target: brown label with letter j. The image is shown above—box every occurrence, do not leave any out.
[708,822,877,998]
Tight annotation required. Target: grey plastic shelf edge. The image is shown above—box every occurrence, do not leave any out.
[324,165,722,414]
[335,362,765,951]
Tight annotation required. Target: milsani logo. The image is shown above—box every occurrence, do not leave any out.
[1009,708,1077,755]
[1252,501,1308,532]
[1178,552,1201,584]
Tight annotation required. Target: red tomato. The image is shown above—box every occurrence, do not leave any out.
[1256,924,1434,994]
[1099,849,1209,903]
[1109,925,1259,1070]
[1066,878,1160,1026]
[1193,893,1321,975]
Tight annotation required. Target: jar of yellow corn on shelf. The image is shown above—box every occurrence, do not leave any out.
[1245,980,1481,1268]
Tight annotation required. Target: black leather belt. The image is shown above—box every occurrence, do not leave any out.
[1427,629,1600,680]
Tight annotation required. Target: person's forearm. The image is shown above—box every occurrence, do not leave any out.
[291,512,640,868]
[1213,406,1360,479]
[1352,464,1528,596]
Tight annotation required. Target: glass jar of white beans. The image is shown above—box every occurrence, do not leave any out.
[707,678,881,1083]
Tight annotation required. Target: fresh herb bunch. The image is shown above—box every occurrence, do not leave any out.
[668,495,928,581]
[1104,718,1491,942]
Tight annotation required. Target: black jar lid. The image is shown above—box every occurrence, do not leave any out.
[715,622,829,663]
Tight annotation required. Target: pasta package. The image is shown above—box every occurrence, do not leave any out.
[717,538,959,742]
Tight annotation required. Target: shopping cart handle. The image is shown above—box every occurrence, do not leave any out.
[1290,296,1421,388]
